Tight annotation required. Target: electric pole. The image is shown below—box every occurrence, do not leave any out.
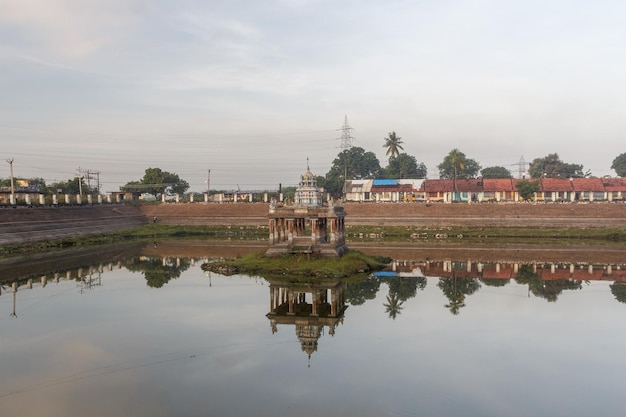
[6,158,15,203]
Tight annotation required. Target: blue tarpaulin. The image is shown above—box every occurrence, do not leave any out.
[372,179,398,186]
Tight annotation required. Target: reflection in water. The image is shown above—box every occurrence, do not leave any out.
[266,278,347,365]
[125,256,192,288]
[3,247,626,321]
[2,244,626,416]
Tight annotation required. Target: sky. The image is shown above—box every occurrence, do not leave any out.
[1,0,625,193]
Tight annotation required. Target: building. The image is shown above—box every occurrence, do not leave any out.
[266,165,348,258]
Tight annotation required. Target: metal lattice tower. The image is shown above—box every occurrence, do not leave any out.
[338,115,355,150]
[515,156,528,178]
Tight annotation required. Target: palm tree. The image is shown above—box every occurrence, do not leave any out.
[449,148,464,202]
[383,131,404,159]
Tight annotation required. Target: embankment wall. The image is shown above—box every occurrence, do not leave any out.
[2,202,625,246]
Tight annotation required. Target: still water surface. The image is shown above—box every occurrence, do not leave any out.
[1,244,626,417]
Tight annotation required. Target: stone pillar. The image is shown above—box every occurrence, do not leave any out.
[190,194,194,203]
[25,194,31,205]
[65,194,71,204]
[98,194,103,204]
[205,193,209,203]
[76,194,82,205]
[175,194,180,203]
[234,193,238,203]
[107,194,112,203]
[161,194,165,203]
[87,194,93,205]
[311,219,317,244]
[53,194,58,205]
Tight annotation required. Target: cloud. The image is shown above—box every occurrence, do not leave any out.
[0,0,146,58]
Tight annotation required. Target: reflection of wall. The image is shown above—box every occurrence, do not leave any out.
[387,260,626,282]
[266,279,347,363]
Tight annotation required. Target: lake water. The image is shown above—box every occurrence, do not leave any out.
[1,242,626,417]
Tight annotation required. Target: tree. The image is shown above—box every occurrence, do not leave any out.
[611,153,626,177]
[528,153,585,178]
[382,153,427,179]
[122,167,189,196]
[438,149,481,201]
[324,147,381,196]
[50,177,86,195]
[481,166,512,179]
[437,149,481,180]
[516,180,540,201]
[383,131,404,159]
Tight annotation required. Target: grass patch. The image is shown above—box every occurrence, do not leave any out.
[202,250,390,280]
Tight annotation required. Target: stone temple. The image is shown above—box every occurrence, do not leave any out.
[265,164,348,258]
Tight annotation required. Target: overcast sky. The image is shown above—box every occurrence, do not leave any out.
[1,0,625,192]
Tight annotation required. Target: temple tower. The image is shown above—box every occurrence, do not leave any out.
[266,163,348,258]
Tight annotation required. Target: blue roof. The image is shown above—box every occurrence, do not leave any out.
[373,179,398,186]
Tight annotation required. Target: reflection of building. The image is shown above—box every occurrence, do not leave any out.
[266,278,347,364]
[377,259,626,282]
[266,164,348,258]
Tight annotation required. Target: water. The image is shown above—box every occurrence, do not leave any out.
[1,243,625,417]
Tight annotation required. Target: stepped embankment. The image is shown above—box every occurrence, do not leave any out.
[0,205,146,246]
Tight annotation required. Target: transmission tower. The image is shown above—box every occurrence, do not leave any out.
[337,115,355,150]
[515,156,528,179]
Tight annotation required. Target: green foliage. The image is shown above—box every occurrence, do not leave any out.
[438,149,481,179]
[324,147,381,196]
[382,153,427,179]
[611,153,626,177]
[481,166,512,179]
[383,131,404,159]
[125,256,191,288]
[49,177,86,195]
[528,153,585,178]
[437,276,481,315]
[610,282,626,303]
[516,180,540,200]
[122,167,190,196]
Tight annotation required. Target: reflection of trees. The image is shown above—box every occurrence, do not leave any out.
[345,275,380,306]
[515,265,582,302]
[383,294,404,320]
[382,276,427,319]
[480,278,510,287]
[610,282,626,304]
[125,257,191,288]
[438,276,480,315]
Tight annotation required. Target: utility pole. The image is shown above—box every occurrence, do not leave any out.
[6,158,15,204]
[207,169,211,194]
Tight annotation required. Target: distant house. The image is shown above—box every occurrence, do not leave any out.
[601,177,626,201]
[343,179,424,202]
[484,179,518,202]
[571,178,606,202]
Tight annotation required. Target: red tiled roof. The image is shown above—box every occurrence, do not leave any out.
[540,178,574,192]
[424,179,482,192]
[483,178,515,192]
[571,178,605,192]
[602,177,626,192]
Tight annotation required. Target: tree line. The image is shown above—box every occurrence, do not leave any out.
[3,133,626,198]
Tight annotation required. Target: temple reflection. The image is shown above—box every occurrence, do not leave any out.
[266,278,347,365]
